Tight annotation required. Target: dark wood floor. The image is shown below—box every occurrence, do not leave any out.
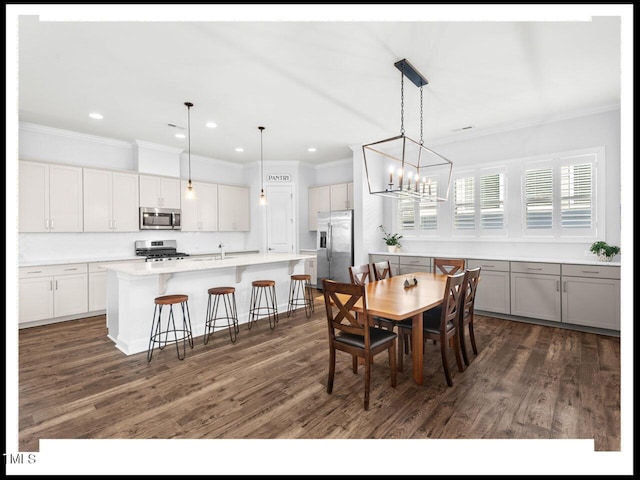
[18,293,620,455]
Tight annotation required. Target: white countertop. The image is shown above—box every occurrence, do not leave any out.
[103,252,315,276]
[369,251,621,267]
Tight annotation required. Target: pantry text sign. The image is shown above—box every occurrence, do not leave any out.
[266,173,292,182]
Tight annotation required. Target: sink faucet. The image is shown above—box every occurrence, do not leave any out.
[218,243,225,259]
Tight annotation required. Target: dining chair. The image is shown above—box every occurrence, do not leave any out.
[322,278,397,410]
[396,271,465,387]
[348,264,373,286]
[433,258,466,275]
[372,260,394,281]
[459,267,481,366]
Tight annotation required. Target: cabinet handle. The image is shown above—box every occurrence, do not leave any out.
[481,264,495,268]
[581,270,600,274]
[563,281,567,293]
[50,280,53,291]
[64,268,78,271]
[27,270,43,274]
[55,280,58,290]
[50,219,54,230]
[45,219,49,230]
[527,267,542,271]
[556,280,560,292]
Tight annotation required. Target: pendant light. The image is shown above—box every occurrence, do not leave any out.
[362,59,453,202]
[258,126,267,205]
[184,101,195,200]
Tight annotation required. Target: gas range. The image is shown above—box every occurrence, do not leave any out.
[135,240,189,262]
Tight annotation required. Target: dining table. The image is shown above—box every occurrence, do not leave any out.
[348,271,449,386]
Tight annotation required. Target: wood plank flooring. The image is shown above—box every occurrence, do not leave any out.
[18,293,620,453]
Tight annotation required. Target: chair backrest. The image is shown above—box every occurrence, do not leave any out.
[372,260,393,281]
[439,272,466,332]
[460,267,481,324]
[434,258,466,275]
[322,278,369,342]
[349,264,373,286]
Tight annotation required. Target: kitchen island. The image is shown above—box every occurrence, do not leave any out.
[104,253,314,355]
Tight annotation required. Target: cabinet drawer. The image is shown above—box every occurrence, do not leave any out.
[562,264,620,279]
[19,263,87,278]
[399,256,430,267]
[510,261,559,275]
[89,262,107,273]
[467,259,510,272]
[369,254,399,266]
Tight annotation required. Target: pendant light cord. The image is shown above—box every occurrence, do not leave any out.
[185,102,194,183]
[259,126,265,192]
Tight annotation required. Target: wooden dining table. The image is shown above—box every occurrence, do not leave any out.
[347,271,449,386]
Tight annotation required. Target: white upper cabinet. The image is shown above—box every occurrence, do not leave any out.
[83,168,139,232]
[181,180,218,232]
[218,184,250,231]
[330,182,354,210]
[19,161,83,232]
[308,185,331,231]
[139,174,181,209]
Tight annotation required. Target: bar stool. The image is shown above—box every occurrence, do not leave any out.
[248,280,278,330]
[204,286,239,344]
[287,274,314,318]
[147,294,193,362]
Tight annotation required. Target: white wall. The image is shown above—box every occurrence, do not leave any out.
[314,158,353,185]
[357,109,622,262]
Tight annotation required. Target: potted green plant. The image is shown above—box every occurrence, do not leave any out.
[590,241,620,262]
[379,225,402,252]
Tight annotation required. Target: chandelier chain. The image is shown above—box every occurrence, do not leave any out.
[400,68,405,135]
[420,85,424,145]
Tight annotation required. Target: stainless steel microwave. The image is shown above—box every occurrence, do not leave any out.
[139,207,181,230]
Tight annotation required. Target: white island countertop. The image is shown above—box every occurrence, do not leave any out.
[104,252,315,276]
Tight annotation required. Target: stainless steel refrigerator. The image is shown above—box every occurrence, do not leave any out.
[316,209,354,288]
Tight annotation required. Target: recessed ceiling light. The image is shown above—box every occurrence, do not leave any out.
[89,112,103,120]
[206,122,217,128]
[308,147,317,152]
[235,147,244,152]
[175,133,186,139]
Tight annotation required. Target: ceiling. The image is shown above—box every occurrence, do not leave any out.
[15,8,622,166]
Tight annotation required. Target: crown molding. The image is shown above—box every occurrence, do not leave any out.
[314,157,352,170]
[133,139,183,154]
[19,122,132,149]
[185,152,244,169]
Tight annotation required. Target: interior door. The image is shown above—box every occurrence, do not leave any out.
[266,184,294,253]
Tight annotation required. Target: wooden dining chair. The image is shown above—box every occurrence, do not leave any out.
[322,278,397,410]
[459,267,481,366]
[348,264,373,286]
[372,260,393,281]
[433,258,466,275]
[396,271,465,387]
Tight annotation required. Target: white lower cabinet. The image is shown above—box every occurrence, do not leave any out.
[398,255,431,275]
[510,262,561,322]
[561,264,620,330]
[467,259,511,314]
[369,254,400,276]
[88,263,108,311]
[19,264,88,324]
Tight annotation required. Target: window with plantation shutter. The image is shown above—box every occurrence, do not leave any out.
[524,167,553,230]
[419,179,438,230]
[560,160,592,228]
[480,173,504,229]
[398,196,415,231]
[454,176,475,230]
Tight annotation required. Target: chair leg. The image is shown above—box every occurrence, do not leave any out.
[389,343,397,388]
[469,321,478,355]
[364,353,371,411]
[460,323,470,366]
[327,346,336,394]
[397,329,404,373]
[352,354,358,374]
[440,336,453,387]
[453,332,464,372]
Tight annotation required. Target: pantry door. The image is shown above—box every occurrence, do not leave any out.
[266,184,295,253]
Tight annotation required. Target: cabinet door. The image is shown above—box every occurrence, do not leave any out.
[19,277,55,323]
[160,177,181,209]
[510,272,561,321]
[139,175,161,207]
[562,276,620,330]
[347,182,354,209]
[198,182,219,231]
[111,172,140,231]
[54,273,88,317]
[180,179,200,231]
[83,168,112,232]
[474,270,511,314]
[308,186,330,231]
[19,161,50,232]
[49,164,83,232]
[218,185,249,231]
[88,271,107,311]
[330,183,349,211]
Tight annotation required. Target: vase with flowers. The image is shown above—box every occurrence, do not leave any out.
[379,225,402,252]
[590,241,620,262]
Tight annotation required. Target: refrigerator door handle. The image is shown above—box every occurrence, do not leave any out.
[327,224,332,261]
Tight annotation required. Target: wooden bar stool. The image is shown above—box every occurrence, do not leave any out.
[287,274,314,318]
[248,280,278,330]
[147,294,193,362]
[204,287,239,345]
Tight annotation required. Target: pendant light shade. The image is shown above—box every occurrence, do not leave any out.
[258,126,267,206]
[184,101,195,200]
[362,59,453,202]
